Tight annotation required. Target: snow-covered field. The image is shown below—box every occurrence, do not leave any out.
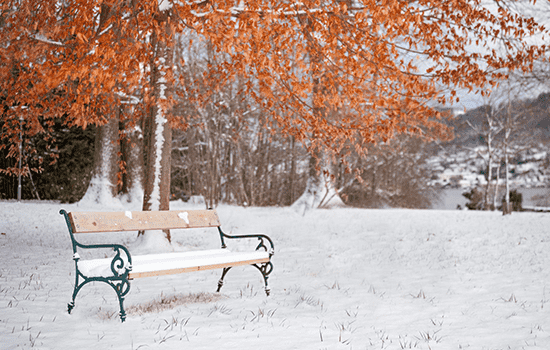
[2,200,550,349]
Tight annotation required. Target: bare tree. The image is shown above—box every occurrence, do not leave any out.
[340,135,439,209]
[171,35,310,208]
[465,105,503,210]
[496,92,539,214]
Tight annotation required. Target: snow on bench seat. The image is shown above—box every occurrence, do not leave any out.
[78,249,270,279]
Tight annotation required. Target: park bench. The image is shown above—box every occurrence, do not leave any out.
[59,209,274,322]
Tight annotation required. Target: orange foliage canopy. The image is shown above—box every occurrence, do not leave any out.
[1,0,547,173]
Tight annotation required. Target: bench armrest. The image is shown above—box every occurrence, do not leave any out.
[60,209,133,275]
[73,243,133,278]
[218,228,274,257]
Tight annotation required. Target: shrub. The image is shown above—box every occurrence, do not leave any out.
[462,187,484,210]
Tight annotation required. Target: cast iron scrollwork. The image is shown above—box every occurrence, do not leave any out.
[259,261,273,276]
[113,278,130,297]
[255,237,268,253]
[110,246,132,277]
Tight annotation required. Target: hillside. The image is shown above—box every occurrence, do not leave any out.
[427,144,550,189]
[428,92,550,190]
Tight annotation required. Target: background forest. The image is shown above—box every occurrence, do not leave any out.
[3,88,550,209]
[2,1,549,211]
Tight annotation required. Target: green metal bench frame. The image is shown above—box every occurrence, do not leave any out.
[59,209,274,322]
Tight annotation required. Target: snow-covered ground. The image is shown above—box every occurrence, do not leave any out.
[2,200,550,349]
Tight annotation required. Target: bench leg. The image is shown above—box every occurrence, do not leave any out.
[67,274,130,322]
[111,279,131,322]
[68,270,79,314]
[253,262,273,296]
[68,273,88,315]
[216,262,273,296]
[216,267,232,292]
[117,295,127,322]
[68,301,75,314]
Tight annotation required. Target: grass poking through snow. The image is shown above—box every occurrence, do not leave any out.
[126,292,224,316]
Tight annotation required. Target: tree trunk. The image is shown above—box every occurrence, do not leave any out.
[484,134,493,210]
[291,17,344,213]
[237,142,250,206]
[203,118,219,209]
[503,134,511,215]
[142,112,172,214]
[120,111,144,204]
[288,136,296,205]
[138,8,174,247]
[80,116,120,204]
[502,102,512,216]
[492,160,501,211]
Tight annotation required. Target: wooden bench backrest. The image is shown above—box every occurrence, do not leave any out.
[68,210,221,233]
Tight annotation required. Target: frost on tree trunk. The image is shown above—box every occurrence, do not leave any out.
[291,154,345,214]
[142,110,171,214]
[137,107,172,250]
[136,14,173,250]
[80,116,120,205]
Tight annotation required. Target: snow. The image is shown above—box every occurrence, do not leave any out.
[148,59,168,212]
[29,33,63,47]
[80,175,125,209]
[178,211,190,224]
[428,145,550,189]
[291,173,346,214]
[158,0,173,11]
[2,200,550,349]
[131,229,174,255]
[77,249,269,278]
[130,249,268,276]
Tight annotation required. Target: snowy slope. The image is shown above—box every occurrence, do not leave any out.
[428,145,550,189]
[2,200,550,349]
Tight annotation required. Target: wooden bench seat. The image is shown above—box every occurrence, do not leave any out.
[78,248,270,278]
[60,209,274,322]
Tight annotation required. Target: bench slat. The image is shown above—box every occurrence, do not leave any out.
[130,256,270,279]
[68,210,221,233]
